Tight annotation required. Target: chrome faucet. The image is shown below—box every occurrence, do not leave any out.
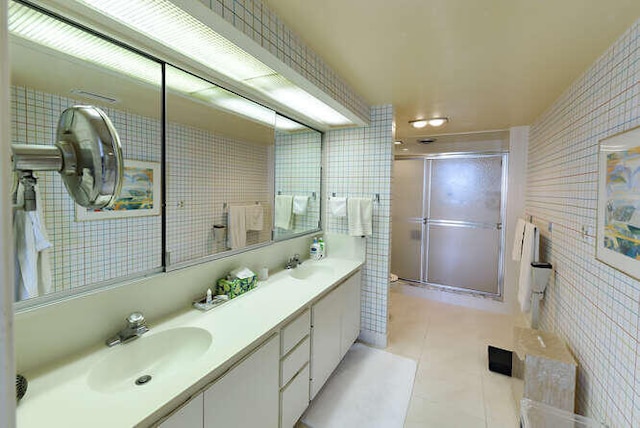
[106,312,149,347]
[285,254,302,269]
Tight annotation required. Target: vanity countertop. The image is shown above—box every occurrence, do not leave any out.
[16,256,363,427]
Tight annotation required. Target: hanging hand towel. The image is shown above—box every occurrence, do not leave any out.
[347,197,373,237]
[517,222,538,312]
[14,183,52,300]
[275,195,293,230]
[293,195,309,215]
[228,205,247,250]
[511,218,527,261]
[245,204,264,231]
[329,197,347,217]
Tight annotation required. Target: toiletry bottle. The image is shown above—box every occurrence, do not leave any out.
[318,237,325,259]
[310,237,319,260]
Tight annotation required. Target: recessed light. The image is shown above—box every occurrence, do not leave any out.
[401,148,409,151]
[394,141,403,145]
[409,119,428,129]
[418,138,436,144]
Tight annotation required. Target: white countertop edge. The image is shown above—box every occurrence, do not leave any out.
[16,257,364,428]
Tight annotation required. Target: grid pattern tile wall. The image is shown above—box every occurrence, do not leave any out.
[10,86,162,293]
[527,18,640,428]
[196,0,369,123]
[324,105,394,341]
[274,130,320,233]
[166,125,271,265]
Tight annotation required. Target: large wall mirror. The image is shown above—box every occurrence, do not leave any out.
[8,0,323,306]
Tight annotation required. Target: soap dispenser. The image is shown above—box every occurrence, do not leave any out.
[318,237,325,259]
[310,237,320,260]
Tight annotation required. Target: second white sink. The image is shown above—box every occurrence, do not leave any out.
[289,264,334,280]
[87,326,212,393]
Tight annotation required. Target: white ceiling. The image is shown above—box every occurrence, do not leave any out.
[262,0,640,140]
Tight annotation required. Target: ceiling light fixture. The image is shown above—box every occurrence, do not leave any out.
[409,119,428,129]
[427,117,448,127]
[409,117,449,128]
[76,0,353,127]
[394,141,403,145]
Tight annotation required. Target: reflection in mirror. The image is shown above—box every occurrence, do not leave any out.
[273,115,322,240]
[9,0,163,302]
[164,66,275,267]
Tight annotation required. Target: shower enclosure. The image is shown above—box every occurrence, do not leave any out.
[391,153,507,297]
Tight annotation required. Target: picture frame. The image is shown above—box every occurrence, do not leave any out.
[596,126,640,280]
[76,160,161,221]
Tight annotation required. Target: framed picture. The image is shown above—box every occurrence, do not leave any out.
[76,160,161,221]
[596,126,640,280]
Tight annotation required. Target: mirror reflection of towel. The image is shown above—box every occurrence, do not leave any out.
[245,204,264,231]
[14,183,52,301]
[228,206,247,250]
[293,196,309,215]
[275,195,293,230]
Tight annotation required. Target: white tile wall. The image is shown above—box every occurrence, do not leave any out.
[196,0,369,124]
[527,18,640,427]
[324,105,394,344]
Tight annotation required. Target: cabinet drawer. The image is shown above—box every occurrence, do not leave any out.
[281,336,310,387]
[281,310,310,355]
[280,365,310,428]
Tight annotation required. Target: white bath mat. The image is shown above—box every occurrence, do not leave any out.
[301,342,417,428]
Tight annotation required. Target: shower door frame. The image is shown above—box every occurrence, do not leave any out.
[396,151,508,299]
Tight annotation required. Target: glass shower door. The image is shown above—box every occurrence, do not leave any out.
[425,155,505,295]
[391,158,427,282]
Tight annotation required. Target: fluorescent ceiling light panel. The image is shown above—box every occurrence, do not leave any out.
[8,1,161,86]
[77,0,353,127]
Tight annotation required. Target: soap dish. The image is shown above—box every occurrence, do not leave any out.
[193,295,229,312]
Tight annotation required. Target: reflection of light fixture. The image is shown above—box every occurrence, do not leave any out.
[394,141,403,145]
[401,148,409,151]
[76,0,353,127]
[8,3,306,132]
[409,117,449,128]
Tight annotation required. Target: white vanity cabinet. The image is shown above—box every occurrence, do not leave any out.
[279,310,311,427]
[203,334,280,428]
[158,393,204,428]
[310,270,361,399]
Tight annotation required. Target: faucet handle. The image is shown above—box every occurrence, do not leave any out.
[126,312,145,327]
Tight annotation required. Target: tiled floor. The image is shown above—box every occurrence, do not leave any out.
[386,282,521,428]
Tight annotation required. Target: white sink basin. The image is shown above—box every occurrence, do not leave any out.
[87,327,212,393]
[289,264,334,280]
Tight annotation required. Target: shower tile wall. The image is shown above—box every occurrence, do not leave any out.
[10,85,271,293]
[11,86,162,293]
[196,0,370,124]
[527,18,640,427]
[274,130,320,233]
[324,105,394,346]
[166,126,271,265]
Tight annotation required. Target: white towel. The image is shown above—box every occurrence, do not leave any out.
[517,223,539,312]
[275,195,293,230]
[245,204,264,231]
[347,197,373,237]
[329,197,347,217]
[227,205,247,250]
[14,183,52,300]
[293,195,309,215]
[512,218,527,261]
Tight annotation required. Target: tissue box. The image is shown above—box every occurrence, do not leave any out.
[216,275,257,299]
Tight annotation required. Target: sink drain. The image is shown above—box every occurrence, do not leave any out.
[135,375,152,386]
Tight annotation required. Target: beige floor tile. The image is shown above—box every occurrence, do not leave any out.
[404,395,487,428]
[482,371,519,424]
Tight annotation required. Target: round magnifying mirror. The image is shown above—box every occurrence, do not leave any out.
[56,106,124,209]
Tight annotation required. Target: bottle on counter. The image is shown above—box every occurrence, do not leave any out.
[318,237,325,259]
[310,237,320,260]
